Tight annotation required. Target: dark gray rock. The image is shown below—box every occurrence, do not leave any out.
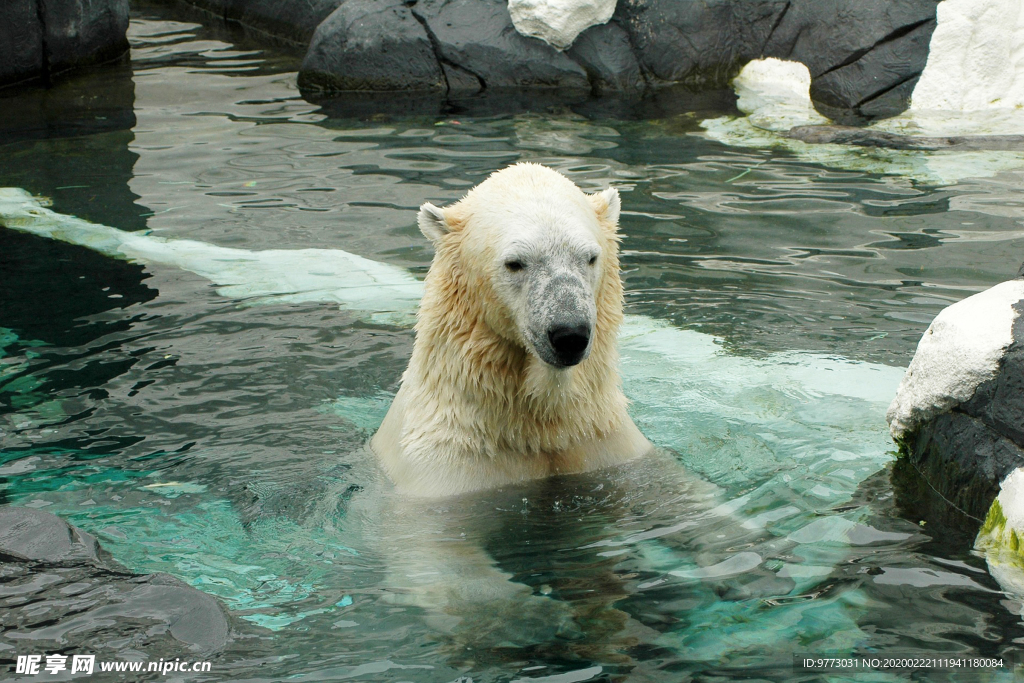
[566,21,644,94]
[807,22,935,122]
[764,0,938,73]
[2,567,232,654]
[298,0,444,93]
[411,0,590,93]
[0,508,232,656]
[856,78,920,122]
[0,0,129,88]
[764,0,939,123]
[894,411,1024,531]
[961,300,1024,450]
[95,573,230,652]
[0,507,107,564]
[163,0,939,122]
[42,0,130,76]
[300,0,593,97]
[891,290,1024,534]
[442,62,484,95]
[0,0,44,87]
[616,0,786,88]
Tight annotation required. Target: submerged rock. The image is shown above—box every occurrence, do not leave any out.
[0,507,108,564]
[0,507,232,656]
[786,125,1024,151]
[888,272,1024,531]
[0,0,129,88]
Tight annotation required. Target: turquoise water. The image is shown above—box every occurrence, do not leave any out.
[2,5,1024,681]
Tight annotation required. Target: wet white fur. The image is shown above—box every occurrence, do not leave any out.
[373,164,652,497]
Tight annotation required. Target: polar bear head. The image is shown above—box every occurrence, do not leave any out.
[415,163,622,372]
[373,162,640,488]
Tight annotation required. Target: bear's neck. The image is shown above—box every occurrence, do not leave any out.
[403,256,628,457]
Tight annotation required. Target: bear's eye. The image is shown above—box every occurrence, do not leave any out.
[505,260,524,272]
[588,255,598,266]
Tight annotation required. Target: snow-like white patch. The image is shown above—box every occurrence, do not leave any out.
[731,58,829,132]
[998,468,1024,532]
[979,468,1024,604]
[876,0,1024,137]
[508,0,615,50]
[886,279,1024,439]
[0,188,424,323]
[701,0,1024,185]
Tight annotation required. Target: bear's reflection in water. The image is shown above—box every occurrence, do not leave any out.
[293,447,790,669]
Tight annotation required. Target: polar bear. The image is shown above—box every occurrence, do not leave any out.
[371,163,653,497]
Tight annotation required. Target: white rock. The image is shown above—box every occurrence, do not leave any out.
[730,58,830,132]
[911,0,1024,117]
[998,468,1024,533]
[886,279,1024,439]
[978,468,1024,604]
[508,0,616,51]
[872,0,1024,137]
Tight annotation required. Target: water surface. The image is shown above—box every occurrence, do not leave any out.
[2,5,1024,681]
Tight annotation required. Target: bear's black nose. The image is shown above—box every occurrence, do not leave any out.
[547,324,591,367]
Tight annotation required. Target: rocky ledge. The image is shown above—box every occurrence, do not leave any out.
[0,507,232,659]
[786,125,1024,152]
[0,0,130,89]
[159,0,939,122]
[888,267,1024,533]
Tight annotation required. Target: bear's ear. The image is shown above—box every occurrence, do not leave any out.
[592,187,621,228]
[417,202,451,243]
